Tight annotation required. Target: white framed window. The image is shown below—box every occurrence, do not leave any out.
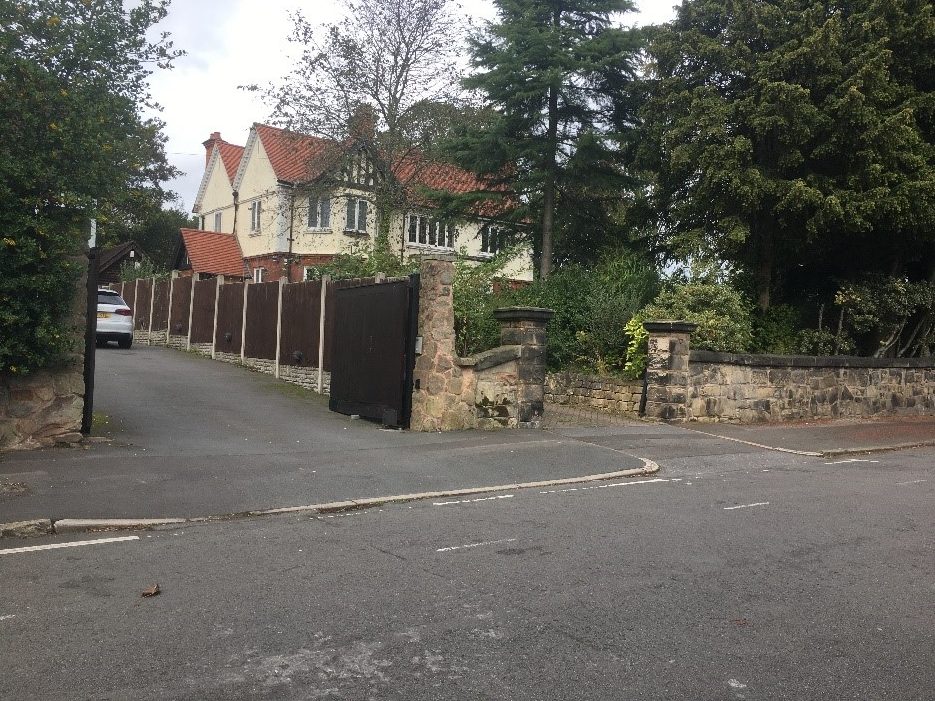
[406,213,456,250]
[345,198,369,233]
[480,224,508,256]
[253,267,265,283]
[307,196,332,230]
[214,212,222,232]
[303,266,315,281]
[249,201,262,234]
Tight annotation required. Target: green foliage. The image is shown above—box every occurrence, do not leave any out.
[497,250,659,372]
[641,282,754,353]
[622,316,648,380]
[751,305,802,355]
[0,0,180,373]
[452,250,520,357]
[303,239,420,281]
[450,0,644,277]
[119,259,169,282]
[637,0,935,311]
[103,206,196,269]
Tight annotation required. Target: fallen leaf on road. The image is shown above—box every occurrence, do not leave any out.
[141,584,160,598]
[730,618,748,626]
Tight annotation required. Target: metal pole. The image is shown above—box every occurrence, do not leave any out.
[81,247,99,434]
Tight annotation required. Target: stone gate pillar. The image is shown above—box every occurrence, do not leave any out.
[643,320,697,420]
[493,306,554,427]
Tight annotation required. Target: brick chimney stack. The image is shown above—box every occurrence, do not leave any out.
[202,131,223,167]
[347,105,376,142]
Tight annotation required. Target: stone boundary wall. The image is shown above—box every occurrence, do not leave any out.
[191,343,213,356]
[410,256,553,431]
[639,320,935,423]
[1,260,87,450]
[545,372,643,416]
[167,334,187,350]
[688,350,935,422]
[215,351,241,365]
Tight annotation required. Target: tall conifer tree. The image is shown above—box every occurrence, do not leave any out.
[452,0,642,278]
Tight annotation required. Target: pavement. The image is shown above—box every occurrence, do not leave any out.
[2,344,934,530]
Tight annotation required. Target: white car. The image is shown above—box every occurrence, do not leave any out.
[96,288,133,348]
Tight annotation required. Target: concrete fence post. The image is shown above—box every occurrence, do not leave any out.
[132,277,140,331]
[166,271,177,345]
[317,275,329,393]
[186,273,198,351]
[642,320,697,420]
[211,275,224,360]
[274,278,285,378]
[240,280,249,364]
[147,275,156,344]
[493,306,554,426]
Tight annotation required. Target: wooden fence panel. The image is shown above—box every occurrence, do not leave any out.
[169,276,193,336]
[279,280,321,366]
[151,279,170,331]
[190,279,217,344]
[122,280,136,317]
[322,278,376,371]
[134,279,153,331]
[244,281,279,360]
[214,282,244,355]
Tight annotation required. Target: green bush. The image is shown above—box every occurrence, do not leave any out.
[640,282,753,353]
[751,304,801,354]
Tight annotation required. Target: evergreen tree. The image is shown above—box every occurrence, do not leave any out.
[637,0,935,312]
[451,0,643,278]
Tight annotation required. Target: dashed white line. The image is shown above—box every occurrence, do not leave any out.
[540,477,676,494]
[824,459,880,465]
[895,479,927,486]
[436,538,517,553]
[0,535,140,556]
[0,615,15,622]
[434,494,515,506]
[723,502,770,511]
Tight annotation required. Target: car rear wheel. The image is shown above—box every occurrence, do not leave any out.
[117,335,132,349]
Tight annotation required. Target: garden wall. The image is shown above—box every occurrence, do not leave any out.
[545,372,643,416]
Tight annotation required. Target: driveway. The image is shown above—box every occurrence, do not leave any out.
[1,346,652,521]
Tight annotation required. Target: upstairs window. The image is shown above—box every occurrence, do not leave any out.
[307,196,332,230]
[253,267,266,283]
[214,212,222,232]
[345,198,369,233]
[480,224,508,256]
[406,213,456,250]
[249,201,262,233]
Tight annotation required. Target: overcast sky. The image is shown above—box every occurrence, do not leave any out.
[147,0,679,212]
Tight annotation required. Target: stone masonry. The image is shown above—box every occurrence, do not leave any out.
[545,372,644,416]
[1,258,87,450]
[409,256,554,431]
[642,321,697,420]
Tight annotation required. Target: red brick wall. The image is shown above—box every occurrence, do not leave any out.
[244,254,335,283]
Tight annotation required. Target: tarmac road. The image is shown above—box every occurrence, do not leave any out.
[1,444,932,700]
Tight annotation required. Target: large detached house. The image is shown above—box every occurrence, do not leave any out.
[189,123,533,283]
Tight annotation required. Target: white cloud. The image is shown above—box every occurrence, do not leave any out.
[149,0,677,211]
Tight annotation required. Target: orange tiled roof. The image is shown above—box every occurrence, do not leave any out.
[179,229,244,278]
[217,142,244,183]
[254,124,344,183]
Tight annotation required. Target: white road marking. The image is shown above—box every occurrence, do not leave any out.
[895,479,927,486]
[436,538,517,553]
[724,502,769,511]
[824,458,880,465]
[0,615,15,621]
[433,495,514,506]
[0,535,140,556]
[728,679,747,689]
[540,477,675,494]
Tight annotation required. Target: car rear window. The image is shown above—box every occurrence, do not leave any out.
[97,292,127,306]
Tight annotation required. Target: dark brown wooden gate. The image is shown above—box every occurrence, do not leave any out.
[328,276,419,428]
